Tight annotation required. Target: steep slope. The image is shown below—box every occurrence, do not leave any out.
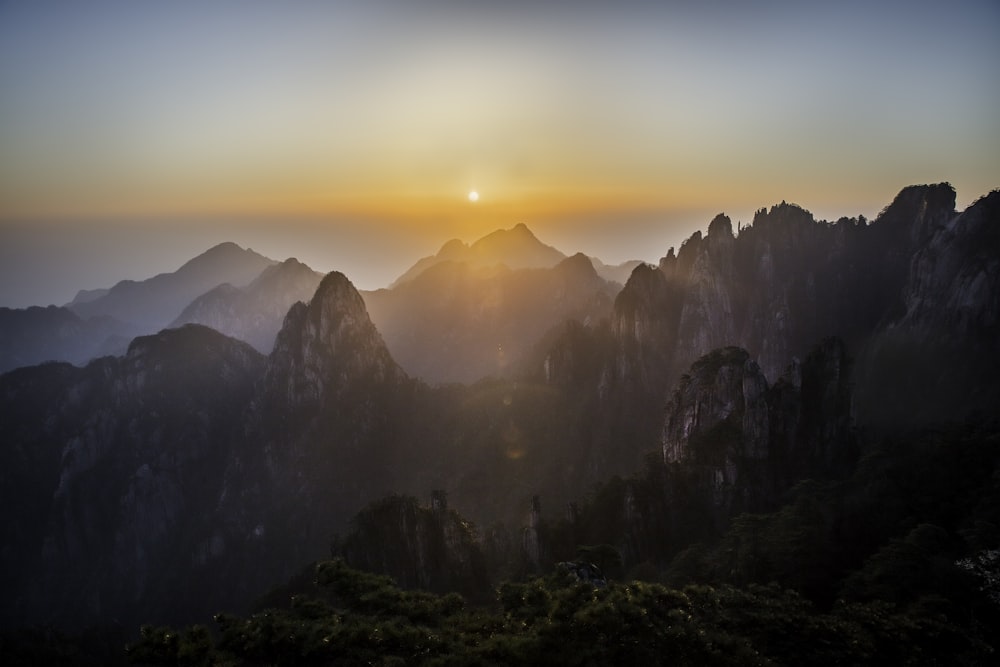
[0,272,414,630]
[365,253,618,384]
[660,340,855,517]
[216,271,413,595]
[527,183,993,474]
[170,258,324,353]
[68,242,276,330]
[857,188,1000,428]
[0,325,265,629]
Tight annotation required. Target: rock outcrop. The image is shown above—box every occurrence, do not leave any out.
[0,325,264,628]
[661,340,856,517]
[333,494,489,598]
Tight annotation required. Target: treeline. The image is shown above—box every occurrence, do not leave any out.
[125,558,991,666]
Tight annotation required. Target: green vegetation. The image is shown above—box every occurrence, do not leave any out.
[126,559,992,666]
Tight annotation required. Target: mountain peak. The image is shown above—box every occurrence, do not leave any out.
[391,224,566,287]
[178,242,273,274]
[67,242,277,330]
[264,271,403,408]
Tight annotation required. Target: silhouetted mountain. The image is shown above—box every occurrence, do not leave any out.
[67,242,276,330]
[170,258,324,353]
[0,306,139,373]
[391,222,639,288]
[537,183,997,466]
[0,271,418,629]
[0,243,279,373]
[66,287,109,306]
[365,253,618,384]
[0,325,265,629]
[2,183,998,643]
[391,223,566,287]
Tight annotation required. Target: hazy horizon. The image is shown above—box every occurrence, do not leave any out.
[0,188,964,309]
[2,0,998,307]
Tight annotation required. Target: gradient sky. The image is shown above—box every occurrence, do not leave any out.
[1,0,998,307]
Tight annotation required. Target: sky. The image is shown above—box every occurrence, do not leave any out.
[1,0,998,307]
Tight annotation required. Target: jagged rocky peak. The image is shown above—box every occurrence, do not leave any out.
[874,182,956,246]
[661,347,770,466]
[661,339,858,513]
[707,213,734,241]
[266,271,403,406]
[612,263,669,340]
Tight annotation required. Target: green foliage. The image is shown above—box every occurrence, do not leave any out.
[125,559,994,666]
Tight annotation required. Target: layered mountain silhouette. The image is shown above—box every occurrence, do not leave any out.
[364,252,619,384]
[170,258,324,354]
[68,241,276,330]
[0,305,138,372]
[391,222,641,287]
[1,183,998,636]
[0,243,279,373]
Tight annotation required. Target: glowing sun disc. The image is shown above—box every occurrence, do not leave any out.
[468,190,479,202]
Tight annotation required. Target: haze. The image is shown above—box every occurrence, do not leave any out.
[1,0,998,307]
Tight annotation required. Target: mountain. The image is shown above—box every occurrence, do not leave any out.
[0,271,415,629]
[0,243,278,374]
[0,325,266,629]
[0,306,139,374]
[170,258,324,353]
[556,183,998,451]
[364,253,619,384]
[391,223,566,287]
[67,242,277,331]
[2,183,998,641]
[391,222,639,288]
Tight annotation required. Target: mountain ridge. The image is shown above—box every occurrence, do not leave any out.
[67,242,277,331]
[1,183,997,636]
[391,222,641,288]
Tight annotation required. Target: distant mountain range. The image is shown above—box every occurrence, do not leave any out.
[391,222,642,287]
[1,183,998,640]
[171,258,324,354]
[0,243,276,372]
[67,241,276,330]
[0,226,642,375]
[364,252,619,384]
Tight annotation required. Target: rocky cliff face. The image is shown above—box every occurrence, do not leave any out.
[217,271,412,595]
[334,494,489,598]
[660,339,855,517]
[554,183,986,456]
[857,188,1000,428]
[0,325,264,628]
[0,271,414,629]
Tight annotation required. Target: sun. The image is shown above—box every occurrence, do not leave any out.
[468,190,479,203]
